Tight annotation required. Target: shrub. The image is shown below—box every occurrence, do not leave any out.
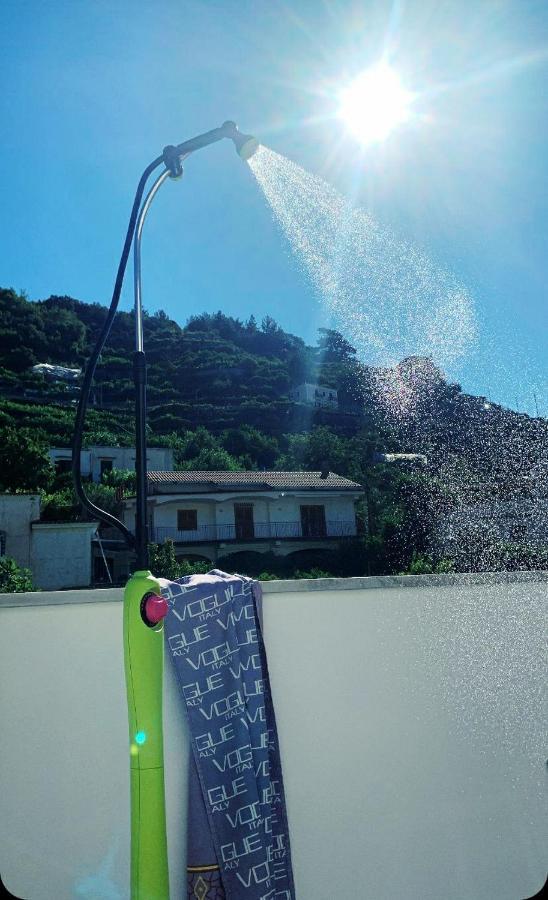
[294,568,333,579]
[0,426,54,492]
[148,540,210,581]
[39,488,79,522]
[400,553,455,575]
[0,557,34,592]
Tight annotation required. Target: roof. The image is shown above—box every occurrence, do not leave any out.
[146,470,363,493]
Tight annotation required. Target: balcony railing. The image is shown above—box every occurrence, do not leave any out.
[149,521,357,544]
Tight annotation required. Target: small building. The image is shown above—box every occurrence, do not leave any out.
[32,363,81,382]
[0,494,97,590]
[289,383,338,409]
[49,446,174,482]
[433,498,548,557]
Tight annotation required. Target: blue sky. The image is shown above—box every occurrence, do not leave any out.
[1,0,547,414]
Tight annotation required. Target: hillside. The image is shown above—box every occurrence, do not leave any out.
[1,286,547,574]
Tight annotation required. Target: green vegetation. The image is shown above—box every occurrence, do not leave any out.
[0,427,54,492]
[293,568,334,579]
[399,553,455,575]
[0,557,34,592]
[148,540,210,581]
[1,287,547,579]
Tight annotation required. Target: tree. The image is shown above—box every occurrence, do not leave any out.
[222,426,278,469]
[0,427,54,491]
[277,426,348,475]
[148,540,209,580]
[180,447,243,471]
[101,467,137,493]
[317,328,357,362]
[0,557,34,592]
[245,314,258,332]
[261,315,281,334]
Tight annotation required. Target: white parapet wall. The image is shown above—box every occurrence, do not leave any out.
[0,573,546,900]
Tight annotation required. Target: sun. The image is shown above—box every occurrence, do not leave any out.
[338,63,414,145]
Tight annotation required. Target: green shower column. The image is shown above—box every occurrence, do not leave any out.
[123,569,170,900]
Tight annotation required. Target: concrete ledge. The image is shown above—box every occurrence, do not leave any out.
[260,570,548,592]
[1,570,547,607]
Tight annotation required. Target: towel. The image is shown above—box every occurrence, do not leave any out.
[160,570,296,900]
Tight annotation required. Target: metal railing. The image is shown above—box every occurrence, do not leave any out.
[149,520,357,544]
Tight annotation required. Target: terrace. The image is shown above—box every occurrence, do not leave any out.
[1,571,546,900]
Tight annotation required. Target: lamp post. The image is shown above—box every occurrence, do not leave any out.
[72,121,258,900]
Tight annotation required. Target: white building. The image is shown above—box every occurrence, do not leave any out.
[49,446,174,483]
[433,498,548,555]
[32,363,81,382]
[289,383,338,409]
[0,494,97,590]
[116,470,363,569]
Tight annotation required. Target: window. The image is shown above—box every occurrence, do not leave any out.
[177,509,198,531]
[0,531,6,556]
[100,459,113,479]
[55,458,72,475]
[300,505,326,538]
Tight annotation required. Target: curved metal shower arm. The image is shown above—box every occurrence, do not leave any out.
[132,163,191,569]
[133,168,173,352]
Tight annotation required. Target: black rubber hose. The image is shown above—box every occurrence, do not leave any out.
[71,154,164,548]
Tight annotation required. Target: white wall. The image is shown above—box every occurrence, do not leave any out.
[289,383,338,407]
[0,493,39,568]
[152,499,216,530]
[0,574,546,900]
[31,522,97,589]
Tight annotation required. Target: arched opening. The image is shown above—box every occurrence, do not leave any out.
[217,550,276,578]
[284,548,337,576]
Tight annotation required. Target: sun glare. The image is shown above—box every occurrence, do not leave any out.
[338,63,414,145]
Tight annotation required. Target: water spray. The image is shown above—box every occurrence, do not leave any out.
[247,146,478,406]
[71,121,258,900]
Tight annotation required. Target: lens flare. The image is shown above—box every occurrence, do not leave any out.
[338,62,414,145]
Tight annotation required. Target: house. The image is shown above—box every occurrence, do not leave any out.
[0,494,97,590]
[289,383,338,409]
[32,363,81,382]
[433,498,548,557]
[92,470,364,580]
[49,446,174,482]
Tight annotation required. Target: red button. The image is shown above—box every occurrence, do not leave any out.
[144,594,169,624]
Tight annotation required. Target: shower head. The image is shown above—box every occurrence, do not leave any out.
[221,121,260,160]
[166,121,259,175]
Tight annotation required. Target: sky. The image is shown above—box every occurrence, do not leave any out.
[1,0,547,415]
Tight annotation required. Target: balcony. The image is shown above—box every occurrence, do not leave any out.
[151,519,357,544]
